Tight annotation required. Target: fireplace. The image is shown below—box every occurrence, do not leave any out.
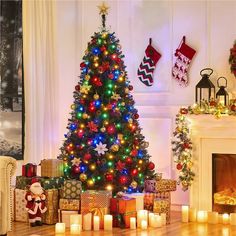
[212,153,236,214]
[187,115,236,211]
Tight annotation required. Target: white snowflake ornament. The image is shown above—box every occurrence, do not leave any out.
[71,157,82,166]
[94,142,108,155]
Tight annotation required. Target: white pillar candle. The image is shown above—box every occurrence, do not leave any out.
[141,220,147,230]
[83,213,92,231]
[161,213,166,225]
[137,210,148,228]
[93,216,100,231]
[148,213,154,227]
[182,205,189,223]
[130,217,136,229]
[104,215,112,230]
[208,212,218,224]
[55,223,65,234]
[70,224,81,235]
[70,214,82,225]
[197,211,207,223]
[152,214,162,228]
[222,213,229,224]
[189,208,197,222]
[230,213,236,225]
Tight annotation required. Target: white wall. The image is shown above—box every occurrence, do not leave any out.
[33,0,236,206]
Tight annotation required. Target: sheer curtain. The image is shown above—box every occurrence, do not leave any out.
[23,0,59,163]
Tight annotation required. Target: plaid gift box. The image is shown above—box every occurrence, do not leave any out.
[41,159,64,177]
[62,180,82,199]
[110,197,136,228]
[153,198,170,224]
[15,176,43,190]
[58,209,78,227]
[22,163,37,177]
[41,177,64,190]
[156,179,177,192]
[59,198,80,211]
[14,188,28,222]
[42,189,59,224]
[144,192,170,211]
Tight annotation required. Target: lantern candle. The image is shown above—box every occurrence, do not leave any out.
[93,216,100,231]
[207,212,218,224]
[141,220,147,230]
[55,223,65,234]
[70,214,82,225]
[83,213,92,231]
[70,224,81,235]
[148,213,154,227]
[230,213,236,225]
[197,211,207,223]
[222,213,229,224]
[137,210,148,228]
[152,214,162,228]
[104,215,112,230]
[182,205,189,223]
[189,208,197,222]
[130,217,136,229]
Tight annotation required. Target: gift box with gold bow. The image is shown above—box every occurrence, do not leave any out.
[110,197,136,228]
[144,192,170,211]
[153,198,170,224]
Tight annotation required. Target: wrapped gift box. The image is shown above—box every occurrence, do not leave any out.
[81,190,112,229]
[41,159,64,177]
[153,198,170,224]
[15,176,43,190]
[62,180,82,199]
[22,163,37,177]
[122,193,144,211]
[110,197,136,228]
[42,189,59,224]
[41,177,64,190]
[59,198,80,211]
[14,188,28,222]
[145,179,176,193]
[144,192,170,211]
[58,209,78,227]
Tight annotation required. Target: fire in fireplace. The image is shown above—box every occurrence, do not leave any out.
[212,153,236,213]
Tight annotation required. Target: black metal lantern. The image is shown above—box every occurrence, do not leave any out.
[216,77,229,106]
[195,68,215,103]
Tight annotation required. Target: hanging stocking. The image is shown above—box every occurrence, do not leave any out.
[172,36,196,86]
[137,38,161,86]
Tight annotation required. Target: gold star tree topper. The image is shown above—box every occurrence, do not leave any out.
[98,2,109,15]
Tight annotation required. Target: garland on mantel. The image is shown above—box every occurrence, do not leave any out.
[172,99,236,191]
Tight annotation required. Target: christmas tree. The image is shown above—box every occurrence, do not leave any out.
[59,3,156,194]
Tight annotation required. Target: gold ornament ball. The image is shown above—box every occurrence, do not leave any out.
[85,75,90,80]
[100,127,106,132]
[71,104,76,110]
[121,102,125,106]
[82,113,88,119]
[125,88,129,93]
[130,181,138,188]
[79,173,87,182]
[87,179,94,186]
[94,94,99,100]
[111,144,119,152]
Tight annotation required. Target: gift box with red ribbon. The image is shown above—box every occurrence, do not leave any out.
[22,163,37,177]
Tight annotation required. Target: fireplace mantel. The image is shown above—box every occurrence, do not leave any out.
[186,115,236,211]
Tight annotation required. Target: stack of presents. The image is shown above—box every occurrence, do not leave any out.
[13,160,176,229]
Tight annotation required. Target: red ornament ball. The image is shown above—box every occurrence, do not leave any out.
[72,165,80,174]
[128,85,133,91]
[134,113,139,119]
[106,124,116,135]
[231,104,236,111]
[180,108,188,115]
[210,100,217,106]
[148,162,155,170]
[176,163,183,170]
[100,45,106,52]
[131,169,138,177]
[130,149,138,157]
[80,62,86,68]
[119,175,128,185]
[125,157,133,164]
[75,85,80,91]
[105,173,113,182]
[80,99,85,104]
[84,153,92,161]
[183,143,190,149]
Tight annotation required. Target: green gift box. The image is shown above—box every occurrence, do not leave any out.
[62,180,82,199]
[41,177,65,190]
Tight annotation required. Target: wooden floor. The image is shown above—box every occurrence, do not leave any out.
[8,211,236,236]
